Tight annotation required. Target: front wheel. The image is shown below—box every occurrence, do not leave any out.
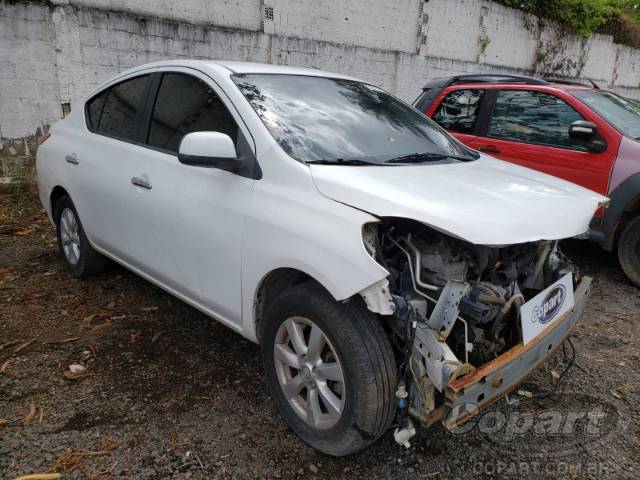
[618,215,640,287]
[262,283,397,456]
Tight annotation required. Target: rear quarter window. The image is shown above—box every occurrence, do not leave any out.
[86,90,108,132]
[85,74,149,142]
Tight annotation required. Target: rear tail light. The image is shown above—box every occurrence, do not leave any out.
[37,132,51,146]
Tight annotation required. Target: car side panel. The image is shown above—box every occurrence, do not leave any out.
[239,151,389,343]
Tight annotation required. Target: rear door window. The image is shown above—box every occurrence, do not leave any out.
[95,75,149,141]
[487,90,585,149]
[433,89,485,134]
[147,73,239,153]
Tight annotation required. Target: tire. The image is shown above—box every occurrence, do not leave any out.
[262,282,397,456]
[54,195,108,277]
[618,215,640,287]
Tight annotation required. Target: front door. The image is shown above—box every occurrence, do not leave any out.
[472,89,616,195]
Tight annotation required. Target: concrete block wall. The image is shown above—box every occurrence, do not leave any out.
[2,0,640,183]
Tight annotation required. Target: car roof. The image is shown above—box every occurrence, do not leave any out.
[449,81,596,92]
[422,74,599,92]
[117,59,363,82]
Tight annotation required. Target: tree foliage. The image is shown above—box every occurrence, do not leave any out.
[496,0,640,45]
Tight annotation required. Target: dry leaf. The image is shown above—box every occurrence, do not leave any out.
[0,340,21,351]
[14,228,33,236]
[14,338,36,354]
[0,419,7,430]
[0,359,10,373]
[151,331,165,343]
[517,389,533,398]
[130,331,143,343]
[610,389,623,399]
[64,370,86,380]
[20,403,37,426]
[549,369,560,380]
[45,337,79,345]
[69,364,86,375]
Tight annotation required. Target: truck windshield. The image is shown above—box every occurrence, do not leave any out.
[573,90,640,140]
[232,74,478,164]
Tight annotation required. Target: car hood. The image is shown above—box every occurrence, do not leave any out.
[310,156,609,245]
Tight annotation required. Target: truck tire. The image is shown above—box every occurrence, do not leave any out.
[54,195,108,277]
[618,214,640,287]
[262,282,397,456]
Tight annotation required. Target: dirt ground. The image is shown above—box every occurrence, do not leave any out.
[1,186,639,480]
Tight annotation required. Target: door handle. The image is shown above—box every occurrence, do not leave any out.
[478,145,501,154]
[131,176,152,190]
[65,153,79,165]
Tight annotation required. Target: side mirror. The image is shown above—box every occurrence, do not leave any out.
[569,120,607,153]
[178,132,237,169]
[568,120,597,141]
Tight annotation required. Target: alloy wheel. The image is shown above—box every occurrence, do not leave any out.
[273,316,346,429]
[60,207,81,265]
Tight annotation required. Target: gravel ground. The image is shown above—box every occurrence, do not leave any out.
[1,186,639,479]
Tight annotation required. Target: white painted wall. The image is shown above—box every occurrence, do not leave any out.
[2,0,640,181]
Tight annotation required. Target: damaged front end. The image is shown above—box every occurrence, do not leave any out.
[360,219,592,445]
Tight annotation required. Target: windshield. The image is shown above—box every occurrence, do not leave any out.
[232,74,477,164]
[573,90,640,140]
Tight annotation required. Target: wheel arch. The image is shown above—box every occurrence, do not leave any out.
[252,267,326,345]
[601,172,640,251]
[50,185,70,219]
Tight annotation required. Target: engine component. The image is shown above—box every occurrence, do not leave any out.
[459,282,507,324]
[394,418,416,448]
[417,236,468,285]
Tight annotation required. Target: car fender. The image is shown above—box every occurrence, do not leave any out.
[239,160,389,342]
[601,171,640,251]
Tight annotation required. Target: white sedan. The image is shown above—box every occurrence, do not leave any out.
[37,60,607,455]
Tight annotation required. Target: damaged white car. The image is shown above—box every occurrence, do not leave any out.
[36,61,608,456]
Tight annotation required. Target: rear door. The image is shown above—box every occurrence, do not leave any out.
[73,71,155,256]
[472,89,615,194]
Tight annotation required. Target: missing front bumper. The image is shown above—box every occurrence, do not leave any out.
[441,276,592,430]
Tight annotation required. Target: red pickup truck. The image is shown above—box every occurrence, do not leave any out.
[414,74,640,286]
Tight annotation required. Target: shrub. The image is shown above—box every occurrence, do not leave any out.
[496,0,640,46]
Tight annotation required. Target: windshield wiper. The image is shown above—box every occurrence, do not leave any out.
[306,158,376,166]
[385,152,478,164]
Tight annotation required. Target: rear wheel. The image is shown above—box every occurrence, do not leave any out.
[262,282,397,456]
[618,215,640,287]
[54,196,108,277]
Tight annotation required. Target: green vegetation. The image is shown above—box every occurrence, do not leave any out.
[496,0,640,46]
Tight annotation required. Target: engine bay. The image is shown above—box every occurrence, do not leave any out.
[361,218,581,440]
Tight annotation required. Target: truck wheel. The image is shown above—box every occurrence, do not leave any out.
[618,215,640,287]
[54,195,108,277]
[262,282,397,456]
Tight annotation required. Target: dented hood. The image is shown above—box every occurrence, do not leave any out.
[310,156,609,245]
